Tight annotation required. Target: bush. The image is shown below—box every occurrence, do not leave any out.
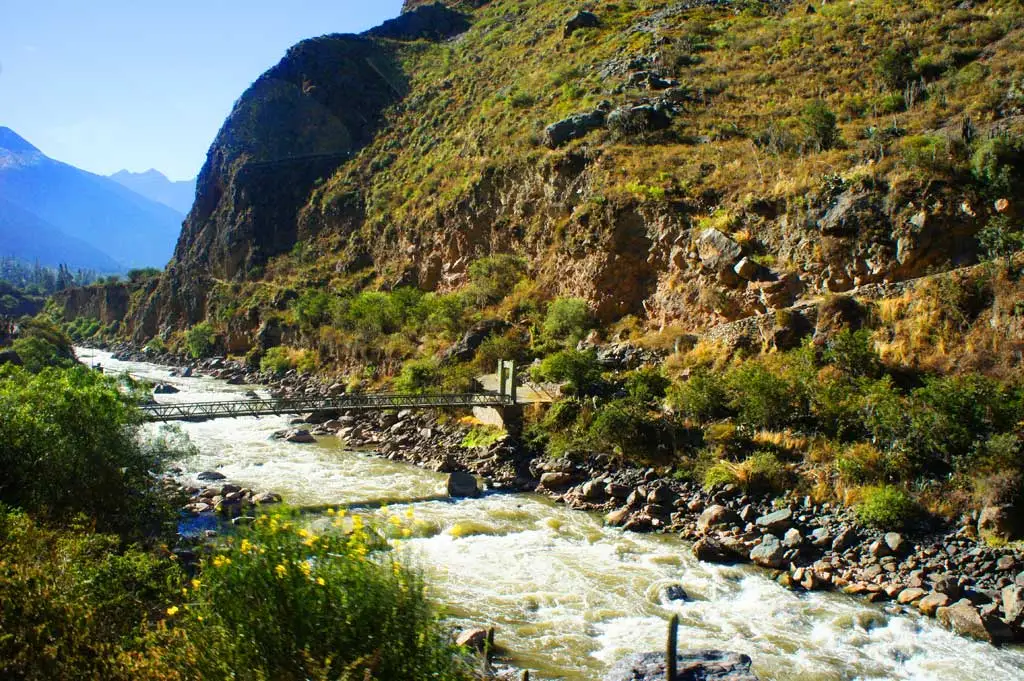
[822,329,882,378]
[292,290,332,331]
[855,485,919,529]
[588,399,660,459]
[724,362,803,429]
[532,349,604,395]
[977,215,1024,263]
[260,346,295,375]
[623,367,670,406]
[971,135,1024,196]
[0,365,181,538]
[667,371,728,423]
[394,358,442,393]
[467,254,527,305]
[542,297,594,341]
[184,322,217,359]
[704,452,787,493]
[158,511,471,681]
[11,335,76,373]
[875,46,917,90]
[800,100,839,152]
[0,508,183,681]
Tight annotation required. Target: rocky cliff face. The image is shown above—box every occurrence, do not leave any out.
[68,0,1020,349]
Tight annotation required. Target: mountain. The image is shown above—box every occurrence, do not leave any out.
[0,196,123,272]
[109,169,197,214]
[0,127,183,269]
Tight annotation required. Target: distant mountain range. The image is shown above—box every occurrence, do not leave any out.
[109,168,196,215]
[0,127,186,272]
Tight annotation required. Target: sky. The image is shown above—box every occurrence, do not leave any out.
[0,0,404,180]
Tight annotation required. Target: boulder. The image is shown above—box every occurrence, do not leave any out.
[607,104,672,135]
[663,584,690,602]
[884,532,906,555]
[455,627,493,651]
[783,528,803,548]
[831,526,857,551]
[734,257,768,282]
[696,228,743,271]
[197,471,226,481]
[304,410,340,425]
[580,479,606,501]
[936,599,1015,644]
[285,429,317,444]
[0,350,23,366]
[692,537,745,564]
[897,588,928,605]
[979,504,1022,543]
[253,492,282,505]
[563,10,599,38]
[917,592,951,617]
[447,471,481,498]
[540,471,574,490]
[439,319,509,364]
[697,504,741,532]
[153,383,180,394]
[755,508,793,534]
[750,535,786,569]
[1003,585,1024,624]
[604,650,758,681]
[544,109,607,148]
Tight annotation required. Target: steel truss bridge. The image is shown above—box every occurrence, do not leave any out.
[140,360,520,423]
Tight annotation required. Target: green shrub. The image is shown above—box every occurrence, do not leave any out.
[822,329,882,378]
[587,399,659,458]
[394,358,442,393]
[260,346,295,375]
[184,322,217,359]
[542,297,594,341]
[703,452,787,493]
[724,362,803,429]
[875,46,917,90]
[855,485,919,529]
[623,367,670,406]
[532,348,604,395]
[10,335,76,373]
[467,254,527,305]
[977,215,1024,263]
[800,100,839,151]
[667,371,728,423]
[292,290,332,331]
[901,134,957,174]
[159,511,472,681]
[0,366,181,538]
[971,135,1024,195]
[462,425,506,449]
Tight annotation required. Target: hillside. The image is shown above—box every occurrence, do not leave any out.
[0,127,184,269]
[0,196,123,272]
[109,168,197,214]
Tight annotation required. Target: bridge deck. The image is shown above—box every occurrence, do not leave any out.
[141,392,514,422]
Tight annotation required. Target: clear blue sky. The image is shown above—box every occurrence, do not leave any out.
[0,0,404,180]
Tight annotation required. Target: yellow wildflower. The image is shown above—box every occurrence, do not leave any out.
[303,534,318,547]
[405,508,415,520]
[275,564,288,579]
[316,577,326,586]
[326,507,336,516]
[166,606,179,616]
[191,579,201,590]
[299,562,312,577]
[389,515,402,526]
[212,555,231,568]
[240,539,253,554]
[401,528,413,538]
[298,528,310,539]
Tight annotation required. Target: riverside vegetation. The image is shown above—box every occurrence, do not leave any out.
[0,329,477,681]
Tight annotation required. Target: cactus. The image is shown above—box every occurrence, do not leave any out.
[666,614,679,681]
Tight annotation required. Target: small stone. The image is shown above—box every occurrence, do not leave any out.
[884,532,906,555]
[783,528,803,548]
[897,587,927,605]
[750,534,786,569]
[663,584,689,602]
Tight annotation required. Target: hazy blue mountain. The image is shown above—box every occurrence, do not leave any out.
[109,168,197,214]
[0,127,184,269]
[0,196,123,272]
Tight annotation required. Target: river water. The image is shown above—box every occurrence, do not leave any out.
[79,348,1024,681]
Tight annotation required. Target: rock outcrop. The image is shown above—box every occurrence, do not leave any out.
[604,651,758,681]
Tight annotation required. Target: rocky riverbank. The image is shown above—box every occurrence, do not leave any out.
[100,342,1024,647]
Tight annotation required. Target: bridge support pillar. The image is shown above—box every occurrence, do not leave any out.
[472,405,523,437]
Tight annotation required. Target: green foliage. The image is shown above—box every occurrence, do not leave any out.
[11,335,76,373]
[900,134,959,174]
[667,371,728,423]
[704,452,787,493]
[0,508,183,681]
[461,425,506,449]
[161,511,471,681]
[126,267,162,283]
[587,399,661,459]
[875,45,917,90]
[724,361,804,429]
[977,215,1024,263]
[467,254,527,305]
[855,485,919,529]
[0,365,182,538]
[394,358,443,393]
[623,367,670,406]
[532,348,603,395]
[799,100,839,152]
[822,329,882,378]
[971,135,1024,196]
[292,290,332,331]
[542,297,594,341]
[261,346,295,375]
[184,322,217,359]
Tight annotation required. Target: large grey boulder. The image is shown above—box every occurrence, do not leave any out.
[544,110,607,148]
[754,508,793,534]
[604,650,758,681]
[447,471,481,498]
[285,428,317,444]
[696,229,742,271]
[936,599,1015,644]
[693,537,746,565]
[749,534,786,569]
[563,10,600,38]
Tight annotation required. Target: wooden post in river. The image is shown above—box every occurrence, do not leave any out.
[666,613,679,681]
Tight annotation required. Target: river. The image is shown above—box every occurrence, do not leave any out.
[78,347,1024,681]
